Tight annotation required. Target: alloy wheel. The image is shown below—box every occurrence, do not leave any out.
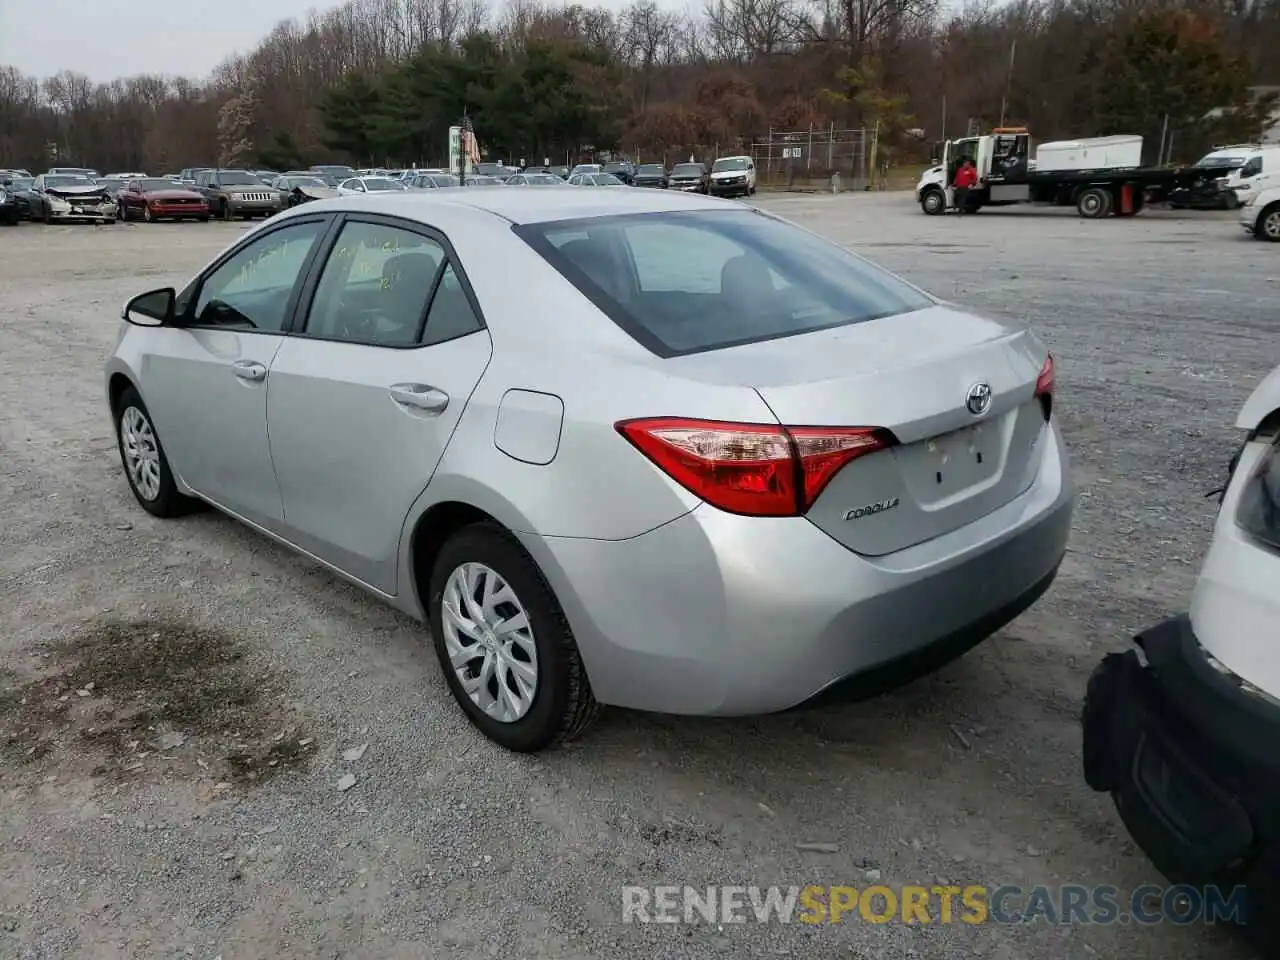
[1264,209,1280,240]
[440,562,539,723]
[120,406,161,501]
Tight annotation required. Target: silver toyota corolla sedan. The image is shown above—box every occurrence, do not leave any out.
[105,188,1073,751]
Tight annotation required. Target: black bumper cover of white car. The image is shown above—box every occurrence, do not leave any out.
[1082,615,1280,941]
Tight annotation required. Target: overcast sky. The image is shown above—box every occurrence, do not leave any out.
[0,0,338,81]
[5,0,663,83]
[1,0,674,83]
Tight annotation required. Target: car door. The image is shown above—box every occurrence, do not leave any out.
[139,216,333,529]
[265,213,493,593]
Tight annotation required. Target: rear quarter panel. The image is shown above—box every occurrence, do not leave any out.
[393,206,781,583]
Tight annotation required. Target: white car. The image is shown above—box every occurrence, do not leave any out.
[337,176,410,196]
[1082,362,1280,944]
[1240,185,1280,241]
[707,156,756,198]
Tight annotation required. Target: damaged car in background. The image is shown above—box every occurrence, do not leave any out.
[271,173,338,207]
[27,173,117,224]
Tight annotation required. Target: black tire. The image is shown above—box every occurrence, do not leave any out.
[1077,186,1111,219]
[221,202,234,221]
[1256,202,1280,242]
[197,215,210,222]
[920,188,946,215]
[143,204,154,223]
[428,522,599,752]
[112,386,199,518]
[42,204,53,225]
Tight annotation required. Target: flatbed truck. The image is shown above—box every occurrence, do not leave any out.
[916,128,1226,219]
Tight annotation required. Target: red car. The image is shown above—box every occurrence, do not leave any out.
[117,177,210,222]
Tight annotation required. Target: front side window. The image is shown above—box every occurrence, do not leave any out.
[516,209,934,357]
[191,221,325,332]
[1241,157,1263,177]
[304,221,445,346]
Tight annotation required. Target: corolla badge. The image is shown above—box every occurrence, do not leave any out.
[843,497,900,522]
[965,381,993,416]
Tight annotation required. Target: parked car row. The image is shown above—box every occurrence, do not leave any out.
[1,154,763,225]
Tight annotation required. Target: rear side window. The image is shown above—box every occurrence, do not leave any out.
[513,210,933,357]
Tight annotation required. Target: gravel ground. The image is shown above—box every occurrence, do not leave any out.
[1,196,1274,960]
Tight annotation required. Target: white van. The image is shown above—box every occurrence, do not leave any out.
[707,156,756,198]
[1222,145,1280,205]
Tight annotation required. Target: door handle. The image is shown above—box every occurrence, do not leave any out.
[389,383,449,414]
[232,360,267,381]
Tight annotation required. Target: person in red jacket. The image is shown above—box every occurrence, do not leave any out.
[952,157,978,213]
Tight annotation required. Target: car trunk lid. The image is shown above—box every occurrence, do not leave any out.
[663,304,1050,556]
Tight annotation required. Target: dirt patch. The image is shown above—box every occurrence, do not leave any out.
[0,617,315,786]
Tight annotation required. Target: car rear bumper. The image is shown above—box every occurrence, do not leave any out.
[523,420,1072,716]
[1081,615,1279,938]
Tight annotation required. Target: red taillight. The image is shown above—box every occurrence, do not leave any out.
[1034,353,1054,420]
[615,417,893,517]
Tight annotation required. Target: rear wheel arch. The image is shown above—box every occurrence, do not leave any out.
[409,501,501,612]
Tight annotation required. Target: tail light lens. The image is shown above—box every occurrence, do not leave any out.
[1034,353,1055,420]
[1236,439,1280,551]
[615,417,894,517]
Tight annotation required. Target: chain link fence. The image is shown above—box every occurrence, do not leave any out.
[751,127,871,191]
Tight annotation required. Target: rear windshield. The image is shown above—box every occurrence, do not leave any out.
[514,210,933,357]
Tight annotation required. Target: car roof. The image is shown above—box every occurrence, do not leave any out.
[276,187,731,226]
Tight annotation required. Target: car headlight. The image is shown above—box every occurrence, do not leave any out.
[230,192,245,200]
[49,197,70,210]
[1236,437,1280,550]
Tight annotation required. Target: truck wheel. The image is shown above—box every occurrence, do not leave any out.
[1257,202,1280,242]
[920,189,945,215]
[1077,187,1111,219]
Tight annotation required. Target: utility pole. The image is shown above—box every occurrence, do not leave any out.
[998,39,1017,128]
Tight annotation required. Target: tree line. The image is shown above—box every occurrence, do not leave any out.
[1,0,1278,175]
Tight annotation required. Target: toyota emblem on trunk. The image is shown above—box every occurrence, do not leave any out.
[965,382,992,416]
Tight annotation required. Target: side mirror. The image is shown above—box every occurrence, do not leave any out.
[122,287,176,326]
